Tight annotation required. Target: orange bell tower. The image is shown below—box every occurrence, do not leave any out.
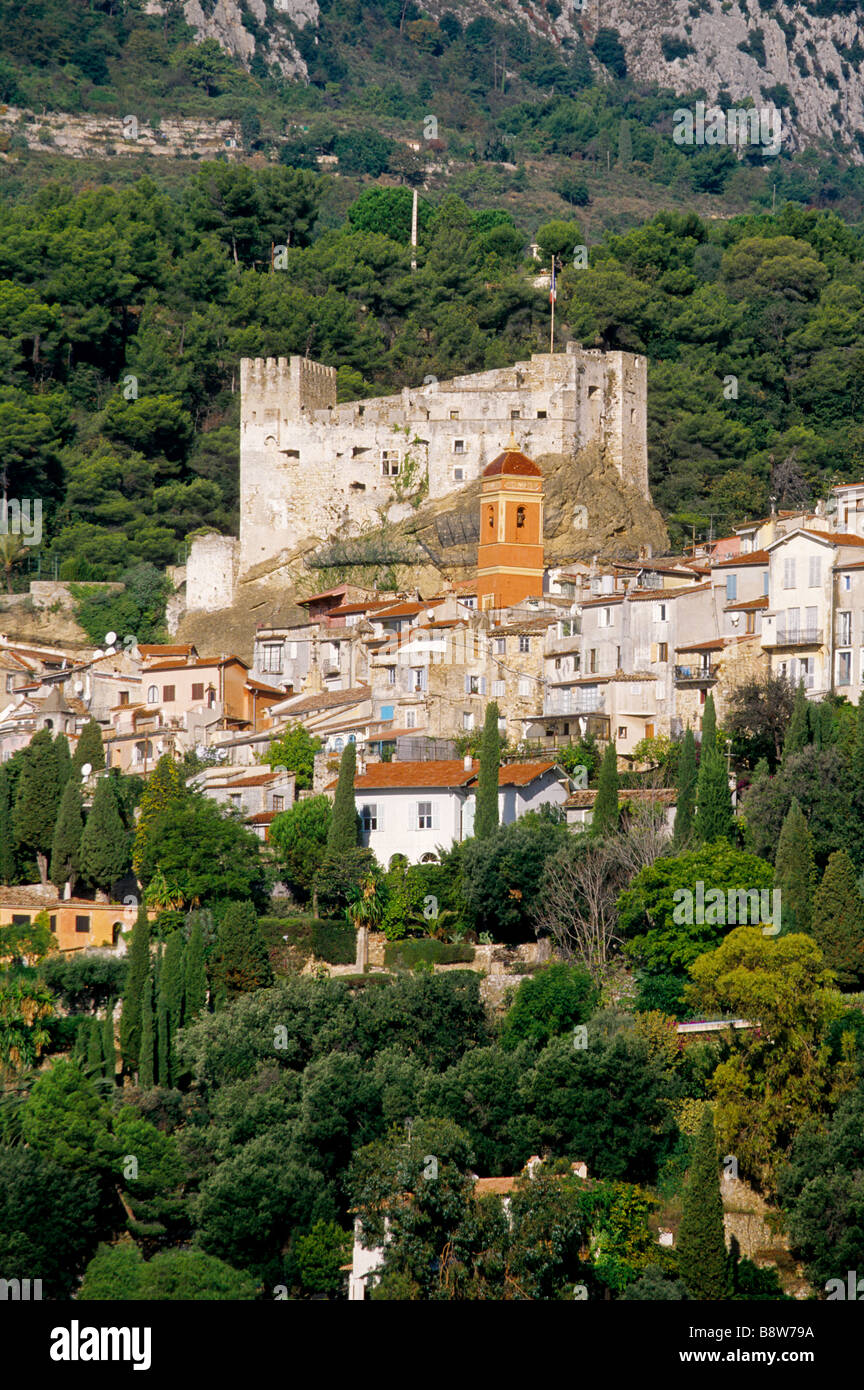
[475,445,545,611]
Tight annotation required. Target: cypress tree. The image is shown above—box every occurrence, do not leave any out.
[591,741,619,836]
[474,701,501,841]
[50,780,84,895]
[0,766,17,884]
[184,920,208,1022]
[139,974,155,1088]
[694,747,733,844]
[72,718,105,776]
[160,931,185,1085]
[132,753,186,874]
[783,681,809,761]
[677,1107,727,1300]
[85,1017,103,1076]
[326,742,358,853]
[213,901,273,1006]
[700,693,717,758]
[79,776,129,894]
[13,727,63,885]
[774,797,814,935]
[673,728,697,847]
[157,988,170,1088]
[807,700,833,750]
[812,850,864,989]
[54,732,72,790]
[119,906,150,1070]
[102,1000,116,1082]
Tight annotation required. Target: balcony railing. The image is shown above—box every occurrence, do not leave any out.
[770,629,823,648]
[674,664,718,683]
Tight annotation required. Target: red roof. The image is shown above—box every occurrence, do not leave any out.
[483,448,542,479]
[330,758,559,791]
[713,550,770,568]
[145,656,249,672]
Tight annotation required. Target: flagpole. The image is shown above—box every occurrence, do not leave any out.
[549,255,556,352]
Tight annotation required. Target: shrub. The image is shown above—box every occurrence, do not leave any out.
[384,939,475,970]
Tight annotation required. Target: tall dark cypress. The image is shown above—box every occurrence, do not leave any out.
[700,693,717,758]
[139,975,155,1089]
[160,931,185,1085]
[592,741,619,836]
[0,766,17,884]
[184,920,208,1022]
[327,742,358,853]
[474,701,501,841]
[673,728,697,848]
[783,681,809,761]
[119,906,150,1071]
[50,780,84,894]
[677,1107,728,1300]
[774,797,814,935]
[102,1000,116,1082]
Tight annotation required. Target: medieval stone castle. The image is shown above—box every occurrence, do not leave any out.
[186,343,649,612]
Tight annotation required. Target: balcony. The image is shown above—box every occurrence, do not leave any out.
[766,629,823,649]
[674,664,718,684]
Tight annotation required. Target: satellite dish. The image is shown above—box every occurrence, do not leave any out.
[104,646,116,656]
[195,743,206,759]
[80,762,92,779]
[105,630,117,646]
[216,748,228,761]
[92,649,103,660]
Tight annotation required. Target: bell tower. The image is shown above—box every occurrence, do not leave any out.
[475,445,544,611]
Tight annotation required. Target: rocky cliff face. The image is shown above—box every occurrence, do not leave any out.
[182,0,318,80]
[425,0,864,159]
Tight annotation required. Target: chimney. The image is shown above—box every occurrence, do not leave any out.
[463,754,472,772]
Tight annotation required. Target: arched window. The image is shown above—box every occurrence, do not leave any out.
[420,852,438,864]
[147,685,158,703]
[334,737,344,753]
[516,505,526,529]
[487,505,495,529]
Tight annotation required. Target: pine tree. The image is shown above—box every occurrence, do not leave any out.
[591,741,619,836]
[700,693,717,758]
[474,701,501,841]
[119,906,150,1071]
[13,728,64,885]
[812,850,864,989]
[79,776,129,894]
[774,797,814,935]
[783,681,809,761]
[54,732,72,791]
[326,741,358,853]
[139,974,155,1088]
[0,766,17,884]
[160,930,185,1085]
[184,920,208,1022]
[213,901,273,1006]
[50,780,84,895]
[132,753,186,874]
[694,747,733,844]
[673,728,697,847]
[72,718,105,776]
[102,1000,116,1082]
[677,1107,727,1300]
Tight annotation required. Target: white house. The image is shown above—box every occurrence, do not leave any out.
[333,756,569,866]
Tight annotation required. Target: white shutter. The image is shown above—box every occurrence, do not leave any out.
[407,802,417,831]
[480,676,487,695]
[431,801,440,831]
[374,802,382,832]
[650,642,658,663]
[464,675,471,693]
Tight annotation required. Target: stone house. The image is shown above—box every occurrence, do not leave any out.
[188,765,297,841]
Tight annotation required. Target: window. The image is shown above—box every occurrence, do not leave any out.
[764,573,770,595]
[230,793,241,808]
[11,914,30,925]
[516,506,526,529]
[809,556,822,587]
[487,505,495,530]
[412,668,427,692]
[843,574,852,592]
[380,705,394,721]
[786,607,800,638]
[192,683,204,701]
[618,726,628,739]
[49,915,56,933]
[387,666,396,685]
[536,409,547,419]
[162,685,175,702]
[449,410,459,420]
[616,646,621,669]
[519,635,530,653]
[261,644,283,673]
[271,795,284,813]
[493,679,505,698]
[838,650,852,686]
[518,677,532,696]
[510,409,521,420]
[465,675,486,695]
[417,801,433,830]
[75,915,90,934]
[658,642,668,662]
[726,575,737,603]
[453,439,466,454]
[783,558,796,589]
[463,712,474,731]
[453,468,464,482]
[406,710,416,729]
[119,691,129,706]
[381,450,401,476]
[745,611,755,635]
[147,685,158,703]
[598,607,612,628]
[495,637,506,655]
[653,602,668,623]
[589,649,597,673]
[839,611,852,646]
[360,804,378,833]
[555,657,561,670]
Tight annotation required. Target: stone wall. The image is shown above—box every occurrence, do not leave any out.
[185,533,239,613]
